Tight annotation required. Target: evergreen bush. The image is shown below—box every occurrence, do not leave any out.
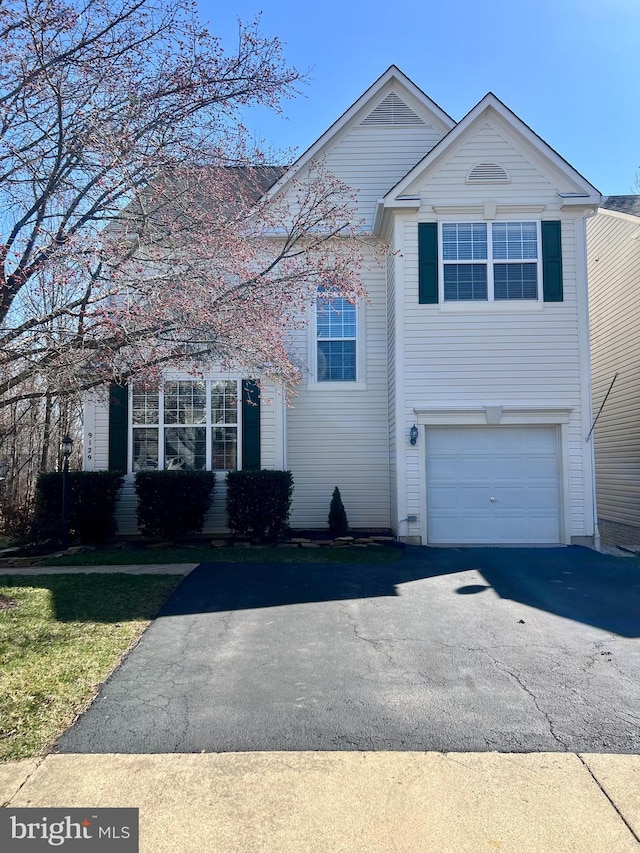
[328,486,349,536]
[34,471,124,544]
[135,470,215,541]
[226,470,293,540]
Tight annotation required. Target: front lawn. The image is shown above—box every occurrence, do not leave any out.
[41,544,403,567]
[0,573,182,762]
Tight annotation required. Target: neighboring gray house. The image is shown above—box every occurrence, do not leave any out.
[587,195,640,547]
[84,66,602,546]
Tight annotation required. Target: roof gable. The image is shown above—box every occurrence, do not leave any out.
[265,66,456,203]
[385,93,600,205]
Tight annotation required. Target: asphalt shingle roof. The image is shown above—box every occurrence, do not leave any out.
[601,195,640,217]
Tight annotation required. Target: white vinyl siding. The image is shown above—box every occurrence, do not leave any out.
[588,210,640,532]
[83,393,109,471]
[287,87,449,230]
[287,243,390,529]
[399,212,592,542]
[405,121,582,209]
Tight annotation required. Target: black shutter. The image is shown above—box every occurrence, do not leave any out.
[418,222,439,304]
[108,383,128,472]
[542,220,563,302]
[241,380,261,470]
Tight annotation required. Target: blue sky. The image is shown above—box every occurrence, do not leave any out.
[200,0,639,195]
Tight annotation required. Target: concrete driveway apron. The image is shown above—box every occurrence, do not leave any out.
[55,546,640,754]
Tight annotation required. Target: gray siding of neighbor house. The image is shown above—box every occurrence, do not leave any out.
[588,205,640,543]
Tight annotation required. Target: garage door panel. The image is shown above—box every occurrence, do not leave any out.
[458,459,493,481]
[428,514,493,543]
[524,456,558,480]
[426,426,560,545]
[526,485,559,511]
[493,515,558,543]
[492,456,530,480]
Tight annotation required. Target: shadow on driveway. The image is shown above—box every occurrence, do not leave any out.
[162,545,640,638]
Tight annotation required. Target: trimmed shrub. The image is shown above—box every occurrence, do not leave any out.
[226,470,293,540]
[134,470,215,541]
[328,486,349,536]
[34,471,124,544]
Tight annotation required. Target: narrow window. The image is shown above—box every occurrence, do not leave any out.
[211,380,239,470]
[492,221,538,300]
[163,380,206,470]
[132,387,159,470]
[316,290,357,381]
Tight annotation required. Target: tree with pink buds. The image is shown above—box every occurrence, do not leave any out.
[0,0,368,411]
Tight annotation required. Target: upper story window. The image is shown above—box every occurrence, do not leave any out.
[442,221,540,302]
[316,290,357,381]
[131,379,239,472]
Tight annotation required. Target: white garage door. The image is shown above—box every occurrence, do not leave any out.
[426,426,560,544]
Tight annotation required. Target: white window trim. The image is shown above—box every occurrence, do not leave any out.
[438,220,543,305]
[308,295,366,390]
[128,377,243,474]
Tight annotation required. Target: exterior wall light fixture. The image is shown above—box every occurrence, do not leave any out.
[409,424,419,446]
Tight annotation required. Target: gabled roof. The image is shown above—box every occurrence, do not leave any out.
[264,66,456,202]
[601,195,640,217]
[384,92,600,205]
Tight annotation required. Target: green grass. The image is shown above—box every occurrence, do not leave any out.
[0,573,182,762]
[41,544,403,567]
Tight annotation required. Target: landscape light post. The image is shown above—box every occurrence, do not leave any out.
[61,434,73,550]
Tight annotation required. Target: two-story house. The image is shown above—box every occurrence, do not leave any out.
[84,66,601,546]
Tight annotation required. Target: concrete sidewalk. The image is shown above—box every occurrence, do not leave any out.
[0,563,198,575]
[1,752,639,852]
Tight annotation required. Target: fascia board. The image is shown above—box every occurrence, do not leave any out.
[263,66,456,203]
[385,92,600,203]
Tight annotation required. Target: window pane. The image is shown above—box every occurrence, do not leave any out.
[492,222,537,260]
[164,380,205,425]
[443,264,488,301]
[317,296,357,339]
[133,428,158,470]
[317,341,356,381]
[442,223,487,261]
[132,387,159,425]
[164,427,206,470]
[212,426,237,470]
[494,263,538,300]
[211,381,238,425]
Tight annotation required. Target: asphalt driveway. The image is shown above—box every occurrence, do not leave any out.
[56,546,640,754]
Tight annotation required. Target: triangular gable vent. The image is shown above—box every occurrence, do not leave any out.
[467,162,510,183]
[361,92,425,126]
